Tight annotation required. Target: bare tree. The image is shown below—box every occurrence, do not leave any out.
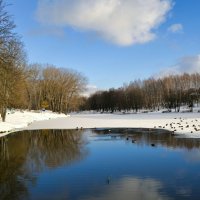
[85,73,200,113]
[0,38,26,121]
[25,64,87,113]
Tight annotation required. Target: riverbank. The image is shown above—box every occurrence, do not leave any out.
[26,112,200,138]
[0,110,67,137]
[1,110,200,138]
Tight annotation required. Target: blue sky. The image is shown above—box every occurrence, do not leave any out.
[7,0,200,90]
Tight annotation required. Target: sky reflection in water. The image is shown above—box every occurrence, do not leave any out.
[1,129,200,200]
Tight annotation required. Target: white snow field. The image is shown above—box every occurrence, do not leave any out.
[0,110,67,137]
[1,110,200,138]
[26,111,200,138]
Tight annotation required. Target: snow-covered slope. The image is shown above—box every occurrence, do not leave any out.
[0,110,68,137]
[1,110,200,138]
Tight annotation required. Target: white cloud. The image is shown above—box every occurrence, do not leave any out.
[82,85,99,97]
[158,54,200,77]
[36,0,172,46]
[168,23,183,33]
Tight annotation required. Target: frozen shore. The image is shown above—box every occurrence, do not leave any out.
[1,110,200,138]
[0,110,67,137]
[26,112,200,138]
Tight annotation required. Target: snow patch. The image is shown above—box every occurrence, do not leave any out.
[0,110,68,137]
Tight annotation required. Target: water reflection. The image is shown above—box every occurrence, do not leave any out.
[93,128,200,150]
[0,129,87,200]
[83,177,170,200]
[0,135,30,200]
[1,129,200,200]
[184,149,200,162]
[26,129,87,170]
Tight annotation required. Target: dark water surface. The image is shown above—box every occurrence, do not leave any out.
[1,129,200,200]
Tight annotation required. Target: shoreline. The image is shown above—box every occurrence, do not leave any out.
[0,110,68,138]
[23,112,200,138]
[1,111,200,138]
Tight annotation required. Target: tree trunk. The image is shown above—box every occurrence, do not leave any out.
[1,106,7,122]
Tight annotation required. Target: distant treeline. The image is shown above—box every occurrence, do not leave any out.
[0,0,86,122]
[84,73,200,112]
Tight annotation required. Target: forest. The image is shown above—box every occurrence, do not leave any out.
[84,73,200,113]
[1,0,200,123]
[0,0,87,122]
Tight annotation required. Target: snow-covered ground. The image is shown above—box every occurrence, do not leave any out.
[26,111,200,138]
[1,109,200,138]
[0,110,67,137]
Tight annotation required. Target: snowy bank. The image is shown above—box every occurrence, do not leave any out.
[1,110,200,138]
[0,110,68,137]
[26,112,200,138]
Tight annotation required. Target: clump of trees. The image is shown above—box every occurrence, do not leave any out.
[0,0,26,121]
[0,0,87,122]
[85,73,200,113]
[25,64,87,113]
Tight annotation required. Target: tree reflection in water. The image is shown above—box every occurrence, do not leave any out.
[26,129,87,171]
[93,128,200,150]
[1,128,200,200]
[0,129,87,200]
